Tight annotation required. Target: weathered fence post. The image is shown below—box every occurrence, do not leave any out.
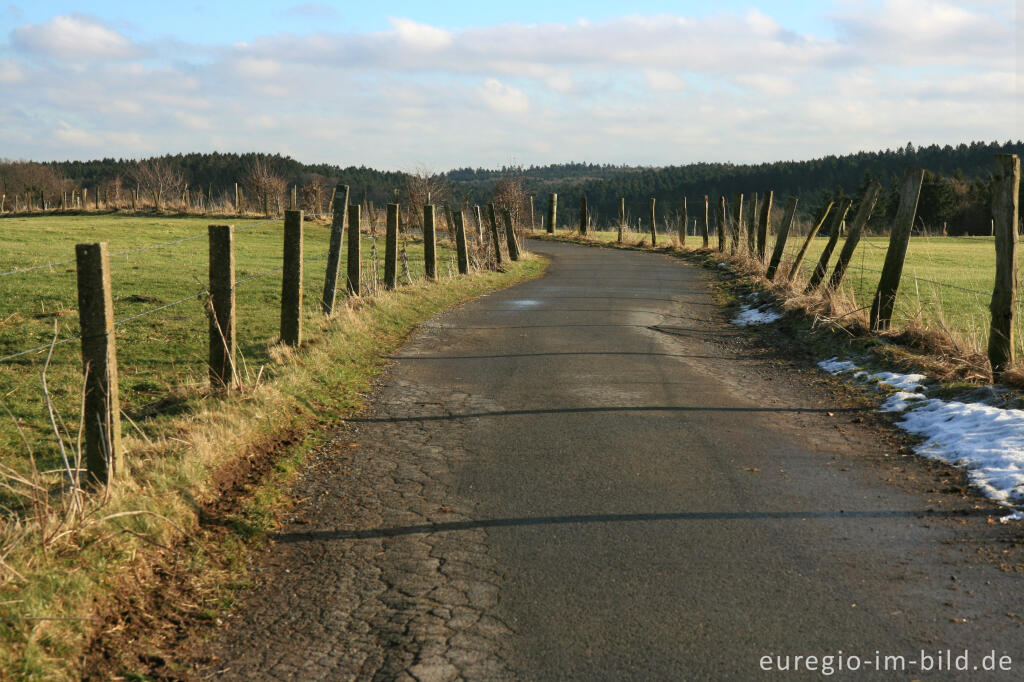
[234,183,240,213]
[757,190,773,262]
[529,196,535,231]
[805,198,852,291]
[618,197,626,243]
[988,154,1020,377]
[322,184,349,314]
[827,182,882,291]
[787,202,833,282]
[702,195,710,248]
[280,210,303,346]
[290,185,297,211]
[870,167,926,330]
[766,197,799,280]
[75,242,123,485]
[651,196,659,244]
[474,204,484,241]
[208,225,236,389]
[423,204,437,280]
[488,203,504,265]
[579,196,588,235]
[731,194,743,254]
[679,197,687,247]
[454,209,470,275]
[347,204,361,295]
[384,203,399,289]
[717,196,727,251]
[746,192,757,254]
[502,207,521,261]
[547,193,557,234]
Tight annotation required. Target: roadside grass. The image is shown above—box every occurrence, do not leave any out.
[0,213,545,679]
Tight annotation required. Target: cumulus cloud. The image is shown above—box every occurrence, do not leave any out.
[12,14,139,60]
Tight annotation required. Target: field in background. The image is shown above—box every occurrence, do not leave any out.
[0,214,454,473]
[544,226,1018,360]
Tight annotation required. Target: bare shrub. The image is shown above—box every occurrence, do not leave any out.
[243,159,287,217]
[131,159,186,212]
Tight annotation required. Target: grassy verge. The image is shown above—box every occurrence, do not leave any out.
[0,218,546,679]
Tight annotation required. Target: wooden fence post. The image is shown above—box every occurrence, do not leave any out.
[766,197,799,280]
[384,203,399,289]
[786,202,833,282]
[805,198,852,291]
[757,190,773,262]
[679,197,687,247]
[280,210,303,346]
[746,192,757,254]
[827,182,882,291]
[290,185,297,211]
[208,225,236,389]
[502,207,521,261]
[649,198,658,246]
[988,154,1020,377]
[579,196,588,235]
[488,203,504,265]
[618,197,625,243]
[731,194,743,254]
[75,242,123,485]
[423,204,437,280]
[347,204,361,295]
[870,167,926,330]
[702,195,710,248]
[454,208,470,274]
[529,196,535,231]
[547,193,557,234]
[717,196,727,251]
[234,183,239,213]
[322,184,349,314]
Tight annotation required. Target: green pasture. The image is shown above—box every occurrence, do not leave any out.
[0,214,455,470]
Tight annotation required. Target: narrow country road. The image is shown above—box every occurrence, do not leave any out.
[203,241,1022,680]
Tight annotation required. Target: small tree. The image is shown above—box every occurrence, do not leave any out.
[131,159,186,211]
[403,167,451,231]
[243,159,287,217]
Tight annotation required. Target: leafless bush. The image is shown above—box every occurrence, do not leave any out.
[131,159,186,211]
[243,159,287,217]
[403,167,451,232]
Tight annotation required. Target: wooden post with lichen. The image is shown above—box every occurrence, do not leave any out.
[322,184,349,314]
[731,193,743,254]
[208,225,236,389]
[474,204,484,241]
[766,197,799,281]
[280,210,303,346]
[702,195,710,248]
[679,197,687,247]
[579,196,588,235]
[384,203,399,289]
[347,204,361,296]
[75,242,123,485]
[757,190,773,262]
[502,207,521,261]
[746,192,757,254]
[827,182,882,291]
[529,195,535,231]
[423,204,437,280]
[488,203,504,265]
[649,198,657,246]
[869,168,926,329]
[717,196,727,251]
[805,198,852,292]
[454,209,469,275]
[547,193,557,234]
[786,202,833,282]
[988,154,1020,378]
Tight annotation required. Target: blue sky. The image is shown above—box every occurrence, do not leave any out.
[0,1,1019,170]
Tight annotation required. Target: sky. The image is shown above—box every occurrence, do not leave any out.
[0,1,1020,171]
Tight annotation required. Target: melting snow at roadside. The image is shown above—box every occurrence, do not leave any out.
[819,357,1024,520]
[733,304,782,326]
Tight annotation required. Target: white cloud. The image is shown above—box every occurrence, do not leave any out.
[644,69,686,92]
[479,78,530,114]
[0,58,25,84]
[734,74,797,97]
[54,121,101,146]
[389,18,453,50]
[12,14,138,60]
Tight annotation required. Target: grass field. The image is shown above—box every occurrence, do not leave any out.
[543,226,1017,357]
[0,214,457,474]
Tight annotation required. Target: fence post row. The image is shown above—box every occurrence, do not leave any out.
[988,154,1020,377]
[757,190,773,262]
[765,197,798,280]
[208,225,236,389]
[75,242,124,485]
[383,203,399,289]
[454,209,470,275]
[322,184,349,314]
[805,198,852,292]
[502,207,521,261]
[423,204,437,280]
[870,167,926,330]
[827,182,882,291]
[280,210,304,346]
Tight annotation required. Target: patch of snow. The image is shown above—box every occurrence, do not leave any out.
[733,304,781,326]
[1000,510,1024,523]
[860,370,927,392]
[717,262,730,269]
[818,357,858,374]
[880,391,927,412]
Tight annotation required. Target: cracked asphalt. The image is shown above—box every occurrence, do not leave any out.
[204,240,1022,680]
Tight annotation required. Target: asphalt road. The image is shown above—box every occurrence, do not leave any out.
[207,240,1023,680]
